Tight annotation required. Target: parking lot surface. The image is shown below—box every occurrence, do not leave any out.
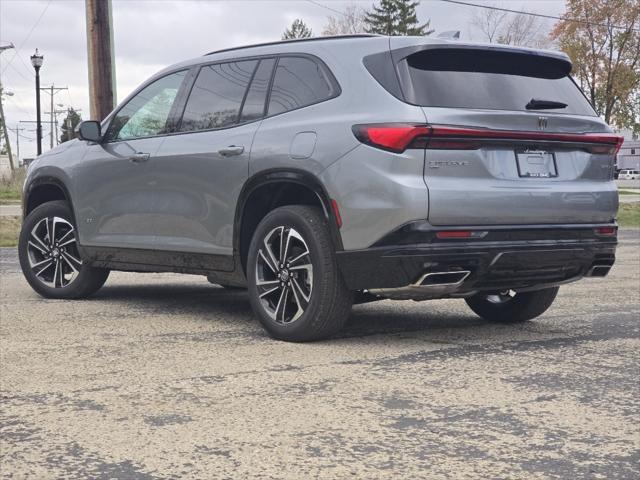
[1,230,639,479]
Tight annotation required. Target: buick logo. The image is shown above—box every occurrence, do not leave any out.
[538,116,548,130]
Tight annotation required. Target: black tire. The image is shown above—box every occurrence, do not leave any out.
[465,287,559,324]
[247,205,352,342]
[18,200,109,299]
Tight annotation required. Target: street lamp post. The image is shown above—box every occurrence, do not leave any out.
[30,49,44,156]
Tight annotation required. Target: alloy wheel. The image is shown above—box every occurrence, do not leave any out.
[26,216,82,288]
[255,226,313,324]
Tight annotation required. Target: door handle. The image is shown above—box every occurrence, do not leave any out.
[218,145,244,157]
[129,152,150,163]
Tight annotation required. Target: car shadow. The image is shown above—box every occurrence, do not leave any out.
[89,281,506,340]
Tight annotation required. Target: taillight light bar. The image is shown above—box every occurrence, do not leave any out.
[594,226,617,236]
[352,124,624,155]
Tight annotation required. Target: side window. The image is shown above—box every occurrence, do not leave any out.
[106,71,187,141]
[179,60,257,132]
[240,58,276,123]
[268,56,337,116]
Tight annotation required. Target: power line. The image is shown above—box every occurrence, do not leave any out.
[438,0,640,32]
[1,0,53,75]
[306,0,347,17]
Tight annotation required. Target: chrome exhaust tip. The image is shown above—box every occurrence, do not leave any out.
[413,270,471,287]
[586,265,611,277]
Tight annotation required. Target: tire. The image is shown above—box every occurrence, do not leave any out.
[18,200,109,299]
[465,287,559,324]
[247,205,352,342]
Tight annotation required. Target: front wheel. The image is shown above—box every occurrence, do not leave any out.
[247,205,352,342]
[18,200,109,299]
[465,287,559,324]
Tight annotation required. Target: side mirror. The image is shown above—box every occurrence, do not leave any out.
[76,121,102,142]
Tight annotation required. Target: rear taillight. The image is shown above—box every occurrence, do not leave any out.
[351,124,430,153]
[594,226,617,236]
[352,123,624,154]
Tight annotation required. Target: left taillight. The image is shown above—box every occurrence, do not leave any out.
[352,124,431,153]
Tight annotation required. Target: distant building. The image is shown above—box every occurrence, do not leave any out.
[616,129,640,171]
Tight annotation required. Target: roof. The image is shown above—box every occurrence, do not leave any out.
[204,34,380,56]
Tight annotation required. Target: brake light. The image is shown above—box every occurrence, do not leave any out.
[352,124,430,153]
[435,230,488,239]
[594,226,616,236]
[352,123,624,154]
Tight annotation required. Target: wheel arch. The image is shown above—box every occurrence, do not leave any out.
[24,176,74,220]
[234,169,343,274]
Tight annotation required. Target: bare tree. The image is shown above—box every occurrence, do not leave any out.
[470,3,551,48]
[471,5,507,43]
[322,4,367,36]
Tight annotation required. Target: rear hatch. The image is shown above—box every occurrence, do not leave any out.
[390,41,621,226]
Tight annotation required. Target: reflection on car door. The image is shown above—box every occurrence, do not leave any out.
[152,59,275,268]
[72,71,187,250]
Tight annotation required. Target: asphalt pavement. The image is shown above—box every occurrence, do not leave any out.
[1,230,639,479]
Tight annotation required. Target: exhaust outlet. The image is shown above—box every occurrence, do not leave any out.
[587,265,611,277]
[415,270,471,287]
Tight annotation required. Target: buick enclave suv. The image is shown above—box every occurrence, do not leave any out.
[19,35,621,341]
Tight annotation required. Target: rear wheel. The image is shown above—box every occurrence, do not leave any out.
[247,205,352,342]
[465,287,559,324]
[18,200,109,299]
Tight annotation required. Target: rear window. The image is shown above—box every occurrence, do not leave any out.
[398,48,596,116]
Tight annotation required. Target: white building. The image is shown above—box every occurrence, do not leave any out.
[616,129,640,171]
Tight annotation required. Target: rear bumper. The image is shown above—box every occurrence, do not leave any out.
[336,224,617,293]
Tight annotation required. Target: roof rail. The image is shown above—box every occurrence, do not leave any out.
[204,34,379,56]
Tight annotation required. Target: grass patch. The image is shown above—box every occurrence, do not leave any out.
[0,168,26,202]
[618,189,640,195]
[618,203,640,227]
[0,216,21,247]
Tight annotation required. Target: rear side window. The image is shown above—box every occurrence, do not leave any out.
[268,56,337,116]
[240,58,276,123]
[397,48,596,116]
[180,60,257,132]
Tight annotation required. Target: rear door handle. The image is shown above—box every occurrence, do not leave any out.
[218,145,244,157]
[129,152,150,163]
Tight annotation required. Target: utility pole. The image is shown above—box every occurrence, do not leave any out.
[86,0,116,121]
[12,125,25,165]
[0,43,15,171]
[41,85,68,148]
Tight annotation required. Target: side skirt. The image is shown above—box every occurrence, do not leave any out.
[78,245,246,285]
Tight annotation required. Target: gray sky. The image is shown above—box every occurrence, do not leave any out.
[0,0,565,160]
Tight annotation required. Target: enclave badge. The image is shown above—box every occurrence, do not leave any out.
[538,116,548,130]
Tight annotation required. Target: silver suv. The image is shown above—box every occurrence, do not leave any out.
[19,35,620,341]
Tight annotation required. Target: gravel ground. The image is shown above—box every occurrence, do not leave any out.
[1,230,639,479]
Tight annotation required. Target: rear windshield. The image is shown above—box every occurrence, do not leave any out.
[400,48,596,116]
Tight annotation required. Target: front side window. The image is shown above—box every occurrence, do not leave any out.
[179,60,257,132]
[106,71,187,141]
[268,56,337,116]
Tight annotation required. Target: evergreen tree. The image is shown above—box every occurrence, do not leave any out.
[364,0,433,36]
[59,108,82,143]
[282,19,313,40]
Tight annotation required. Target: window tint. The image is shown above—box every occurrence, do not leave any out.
[240,58,275,123]
[180,60,257,132]
[401,49,595,116]
[107,70,186,141]
[268,57,336,116]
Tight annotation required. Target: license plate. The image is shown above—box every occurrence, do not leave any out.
[515,150,557,178]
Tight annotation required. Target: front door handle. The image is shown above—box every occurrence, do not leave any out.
[130,152,150,163]
[218,145,244,157]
